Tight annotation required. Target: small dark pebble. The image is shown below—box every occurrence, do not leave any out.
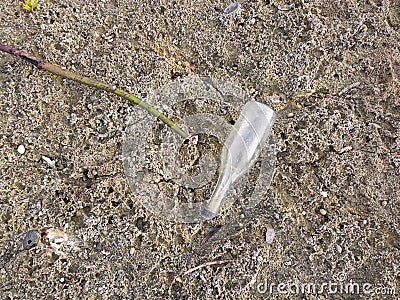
[94,242,103,252]
[22,230,40,250]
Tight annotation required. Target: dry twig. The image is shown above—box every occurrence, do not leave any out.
[0,43,190,138]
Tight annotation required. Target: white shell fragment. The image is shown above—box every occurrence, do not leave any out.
[45,228,69,251]
[42,155,56,168]
[368,122,382,129]
[44,228,80,255]
[277,3,295,11]
[339,146,353,154]
[17,144,26,154]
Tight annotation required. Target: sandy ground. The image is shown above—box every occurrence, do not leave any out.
[0,0,399,299]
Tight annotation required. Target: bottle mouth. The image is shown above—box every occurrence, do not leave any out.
[201,209,217,220]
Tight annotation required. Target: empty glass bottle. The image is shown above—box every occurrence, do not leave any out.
[202,101,275,219]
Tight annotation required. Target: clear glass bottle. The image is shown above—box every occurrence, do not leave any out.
[202,101,275,219]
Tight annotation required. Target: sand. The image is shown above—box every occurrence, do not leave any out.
[0,0,399,299]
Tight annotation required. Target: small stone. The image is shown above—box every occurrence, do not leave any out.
[265,228,275,244]
[17,145,25,154]
[29,201,42,215]
[23,230,40,250]
[93,242,103,252]
[287,112,294,118]
[336,244,343,253]
[223,2,241,15]
[321,191,328,197]
[319,208,327,215]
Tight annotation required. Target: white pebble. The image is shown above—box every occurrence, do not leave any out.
[287,112,294,118]
[336,244,342,253]
[321,191,328,197]
[265,228,275,244]
[320,208,327,215]
[17,145,26,154]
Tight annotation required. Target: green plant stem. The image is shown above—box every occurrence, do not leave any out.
[0,43,190,139]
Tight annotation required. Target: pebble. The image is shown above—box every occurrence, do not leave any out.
[336,244,343,253]
[17,145,25,154]
[93,242,103,252]
[319,208,327,215]
[23,230,40,250]
[223,2,241,15]
[265,228,275,244]
[287,112,294,118]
